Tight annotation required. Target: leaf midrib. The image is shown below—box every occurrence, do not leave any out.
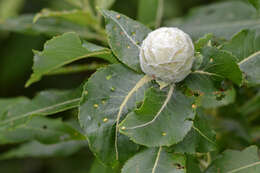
[39,50,110,77]
[102,10,141,49]
[238,50,260,65]
[227,161,260,173]
[0,98,81,128]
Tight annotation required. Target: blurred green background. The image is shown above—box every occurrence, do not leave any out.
[0,0,256,173]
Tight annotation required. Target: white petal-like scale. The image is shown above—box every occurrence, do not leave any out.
[140,27,195,83]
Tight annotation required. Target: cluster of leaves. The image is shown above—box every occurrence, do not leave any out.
[0,0,260,172]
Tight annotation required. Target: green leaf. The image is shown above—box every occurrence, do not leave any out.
[89,159,118,173]
[0,97,28,116]
[199,87,236,108]
[122,147,186,173]
[184,45,240,108]
[138,0,163,27]
[221,30,259,62]
[199,47,242,85]
[239,50,260,86]
[166,1,258,39]
[119,86,195,147]
[0,141,85,160]
[26,32,116,87]
[173,111,217,154]
[79,64,151,164]
[194,34,213,51]
[0,0,25,19]
[248,0,260,11]
[100,9,151,72]
[46,63,107,76]
[184,73,236,108]
[186,155,202,173]
[205,146,260,173]
[222,30,260,86]
[0,116,85,144]
[0,88,82,131]
[65,0,83,8]
[0,15,102,40]
[33,9,98,27]
[95,0,115,9]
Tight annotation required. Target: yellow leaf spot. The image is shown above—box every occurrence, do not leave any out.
[127,46,130,49]
[116,14,121,19]
[162,132,167,136]
[84,91,88,95]
[106,75,112,80]
[103,118,108,123]
[121,126,126,130]
[192,104,197,109]
[102,100,106,104]
[210,58,214,63]
[93,104,99,108]
[111,87,115,92]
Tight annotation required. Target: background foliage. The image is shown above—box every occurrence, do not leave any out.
[0,0,260,172]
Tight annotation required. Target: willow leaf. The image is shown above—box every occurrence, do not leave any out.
[79,64,151,164]
[0,88,82,131]
[26,32,116,87]
[205,146,260,173]
[120,87,195,147]
[0,116,85,144]
[0,141,86,160]
[122,147,186,173]
[34,9,97,27]
[222,29,260,86]
[100,9,151,72]
[166,1,258,39]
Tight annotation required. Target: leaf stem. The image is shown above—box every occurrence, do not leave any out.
[152,147,162,173]
[125,84,174,130]
[115,75,152,160]
[155,0,164,28]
